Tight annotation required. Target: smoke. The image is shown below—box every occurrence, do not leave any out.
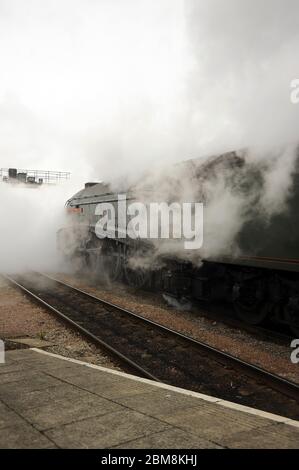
[0,181,79,273]
[200,144,299,259]
[127,142,298,265]
[0,0,190,181]
[0,1,298,272]
[247,145,298,217]
[1,0,298,174]
[184,0,299,153]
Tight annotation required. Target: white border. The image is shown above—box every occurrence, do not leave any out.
[31,347,299,429]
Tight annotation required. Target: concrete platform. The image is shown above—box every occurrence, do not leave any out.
[0,348,298,449]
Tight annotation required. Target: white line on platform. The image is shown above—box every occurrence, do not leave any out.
[31,347,299,429]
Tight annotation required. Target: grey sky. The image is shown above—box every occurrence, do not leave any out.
[0,0,298,183]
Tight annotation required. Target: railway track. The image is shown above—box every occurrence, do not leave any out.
[4,271,299,420]
[89,277,293,345]
[58,273,294,345]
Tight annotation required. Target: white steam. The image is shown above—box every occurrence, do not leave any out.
[0,1,298,272]
[0,181,79,273]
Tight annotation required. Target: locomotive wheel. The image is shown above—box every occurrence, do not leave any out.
[101,242,122,282]
[124,264,149,288]
[123,245,151,288]
[85,238,122,282]
[233,281,269,325]
[124,249,150,288]
[86,250,102,276]
[85,235,103,276]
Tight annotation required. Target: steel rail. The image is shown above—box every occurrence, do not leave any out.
[4,272,299,403]
[3,274,159,382]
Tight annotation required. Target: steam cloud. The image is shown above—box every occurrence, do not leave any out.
[0,0,298,272]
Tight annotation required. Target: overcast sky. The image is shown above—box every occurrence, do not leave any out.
[0,0,298,184]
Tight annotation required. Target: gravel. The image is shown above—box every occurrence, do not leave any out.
[54,272,299,384]
[0,276,123,371]
[1,273,298,385]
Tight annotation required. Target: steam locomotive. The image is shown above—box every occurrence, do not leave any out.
[57,148,299,335]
